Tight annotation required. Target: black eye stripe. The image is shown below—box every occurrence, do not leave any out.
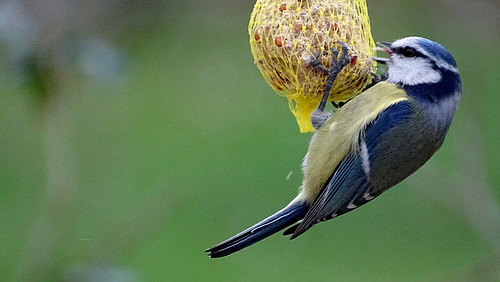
[393,46,424,58]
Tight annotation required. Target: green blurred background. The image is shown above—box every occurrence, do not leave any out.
[1,0,499,281]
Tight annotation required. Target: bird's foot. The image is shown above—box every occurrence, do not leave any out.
[310,42,351,129]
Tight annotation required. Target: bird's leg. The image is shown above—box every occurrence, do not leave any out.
[319,42,351,112]
[331,101,347,108]
[310,42,351,129]
[363,67,388,91]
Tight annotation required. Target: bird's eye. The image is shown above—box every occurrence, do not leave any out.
[402,47,416,57]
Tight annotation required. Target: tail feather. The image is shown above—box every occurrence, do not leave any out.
[205,203,308,258]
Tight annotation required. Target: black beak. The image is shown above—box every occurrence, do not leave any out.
[373,41,392,65]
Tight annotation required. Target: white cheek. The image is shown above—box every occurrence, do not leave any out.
[387,57,441,86]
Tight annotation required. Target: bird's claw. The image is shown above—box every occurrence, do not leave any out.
[311,42,351,129]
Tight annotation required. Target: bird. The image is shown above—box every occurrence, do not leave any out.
[205,37,462,258]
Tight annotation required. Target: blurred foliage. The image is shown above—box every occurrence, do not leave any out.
[0,0,499,281]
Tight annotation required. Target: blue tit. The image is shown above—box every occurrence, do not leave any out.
[206,37,462,258]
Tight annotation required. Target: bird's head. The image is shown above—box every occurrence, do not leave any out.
[374,37,461,94]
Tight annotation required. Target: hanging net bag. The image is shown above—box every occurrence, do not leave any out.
[249,0,376,132]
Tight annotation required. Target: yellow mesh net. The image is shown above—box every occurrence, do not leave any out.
[249,0,376,132]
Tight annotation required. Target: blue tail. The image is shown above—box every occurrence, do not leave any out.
[205,202,308,258]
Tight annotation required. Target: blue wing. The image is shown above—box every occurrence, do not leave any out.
[289,101,414,239]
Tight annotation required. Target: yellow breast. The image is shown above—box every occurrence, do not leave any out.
[298,81,409,203]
